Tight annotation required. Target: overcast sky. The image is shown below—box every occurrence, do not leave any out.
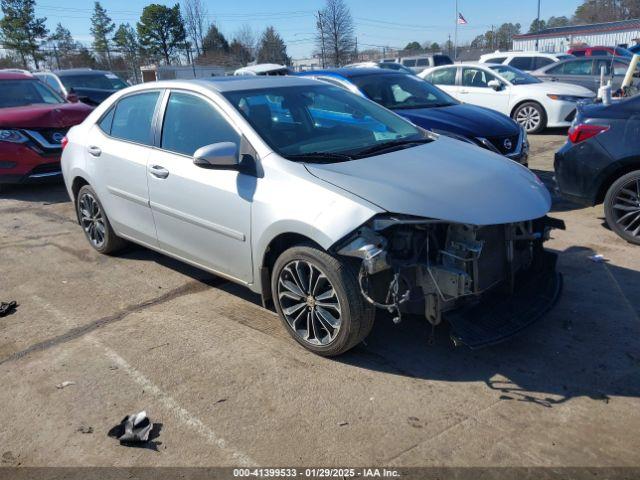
[37,0,582,58]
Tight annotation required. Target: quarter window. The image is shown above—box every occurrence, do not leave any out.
[161,92,240,157]
[533,57,554,69]
[561,60,594,75]
[484,57,506,64]
[98,107,115,134]
[110,92,160,145]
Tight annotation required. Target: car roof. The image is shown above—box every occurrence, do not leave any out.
[483,51,563,57]
[300,68,399,79]
[54,69,112,76]
[193,75,323,92]
[0,71,33,80]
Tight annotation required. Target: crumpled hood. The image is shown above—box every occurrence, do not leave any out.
[305,136,551,225]
[397,103,518,137]
[0,102,93,129]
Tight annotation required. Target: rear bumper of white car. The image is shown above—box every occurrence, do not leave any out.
[546,100,581,128]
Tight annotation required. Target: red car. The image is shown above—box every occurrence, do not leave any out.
[567,45,634,58]
[0,71,93,188]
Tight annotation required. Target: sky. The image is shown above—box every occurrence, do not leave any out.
[35,0,583,59]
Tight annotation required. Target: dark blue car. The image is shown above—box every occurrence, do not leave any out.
[298,68,529,165]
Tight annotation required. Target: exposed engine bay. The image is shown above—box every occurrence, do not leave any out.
[336,215,564,339]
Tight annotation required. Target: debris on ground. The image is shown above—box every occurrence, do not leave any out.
[338,421,349,426]
[0,301,17,317]
[77,425,93,434]
[55,381,76,389]
[108,412,163,451]
[588,254,608,263]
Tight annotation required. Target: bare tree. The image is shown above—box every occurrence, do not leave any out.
[182,0,207,56]
[234,24,256,59]
[316,0,355,67]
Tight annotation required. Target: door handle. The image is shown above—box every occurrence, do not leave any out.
[459,89,469,94]
[88,145,102,157]
[148,164,169,179]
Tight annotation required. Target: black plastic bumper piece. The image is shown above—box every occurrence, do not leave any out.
[447,251,562,349]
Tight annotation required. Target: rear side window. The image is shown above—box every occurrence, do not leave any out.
[509,57,534,70]
[533,57,554,69]
[110,92,160,145]
[484,57,506,64]
[402,59,416,67]
[572,50,586,57]
[98,107,115,134]
[416,58,429,67]
[427,68,457,85]
[161,92,240,157]
[562,60,593,75]
[590,49,608,56]
[433,55,453,66]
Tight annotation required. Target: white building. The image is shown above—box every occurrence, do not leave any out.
[291,57,321,72]
[513,19,640,53]
[140,64,227,82]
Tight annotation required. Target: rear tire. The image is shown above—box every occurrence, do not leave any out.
[513,101,547,134]
[76,185,127,254]
[604,170,640,245]
[271,244,375,357]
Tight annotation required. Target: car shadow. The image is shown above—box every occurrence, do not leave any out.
[0,182,70,204]
[531,168,584,213]
[338,245,640,406]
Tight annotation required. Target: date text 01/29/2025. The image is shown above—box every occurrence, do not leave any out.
[233,468,401,477]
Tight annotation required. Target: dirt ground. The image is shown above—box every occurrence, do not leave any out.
[0,132,639,469]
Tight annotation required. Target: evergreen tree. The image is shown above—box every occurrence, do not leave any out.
[0,0,48,68]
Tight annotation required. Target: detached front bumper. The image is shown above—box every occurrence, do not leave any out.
[0,143,62,185]
[447,250,562,348]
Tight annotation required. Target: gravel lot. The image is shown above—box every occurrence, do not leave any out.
[0,132,639,469]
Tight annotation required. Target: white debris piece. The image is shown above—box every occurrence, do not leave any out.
[56,381,76,389]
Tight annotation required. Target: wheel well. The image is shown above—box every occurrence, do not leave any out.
[596,163,640,204]
[260,233,323,305]
[510,99,546,120]
[71,176,89,202]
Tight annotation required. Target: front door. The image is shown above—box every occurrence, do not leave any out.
[147,91,253,283]
[459,67,510,114]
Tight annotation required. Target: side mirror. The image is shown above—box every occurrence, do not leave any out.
[488,79,502,91]
[193,142,239,169]
[66,92,79,103]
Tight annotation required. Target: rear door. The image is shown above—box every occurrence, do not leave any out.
[88,90,162,246]
[423,66,459,96]
[147,90,253,283]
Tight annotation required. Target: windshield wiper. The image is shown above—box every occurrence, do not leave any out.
[352,138,432,158]
[285,152,354,163]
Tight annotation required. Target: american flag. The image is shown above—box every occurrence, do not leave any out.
[457,12,468,25]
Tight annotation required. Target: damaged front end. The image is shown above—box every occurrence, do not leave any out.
[336,215,564,348]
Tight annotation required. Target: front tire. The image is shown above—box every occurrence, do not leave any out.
[76,185,126,254]
[604,170,640,245]
[513,102,547,134]
[272,245,375,357]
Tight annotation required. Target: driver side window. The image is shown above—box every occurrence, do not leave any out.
[461,68,496,88]
[161,92,240,157]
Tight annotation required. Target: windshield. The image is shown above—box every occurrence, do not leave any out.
[60,72,127,91]
[488,64,542,84]
[224,84,429,160]
[0,79,65,107]
[351,73,458,109]
[378,63,415,75]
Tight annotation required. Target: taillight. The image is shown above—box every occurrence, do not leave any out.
[61,136,69,150]
[568,124,609,144]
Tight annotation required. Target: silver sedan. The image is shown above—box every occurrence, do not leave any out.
[61,76,561,356]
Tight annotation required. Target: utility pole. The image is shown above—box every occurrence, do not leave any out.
[354,37,358,62]
[448,34,452,57]
[491,25,495,50]
[317,11,326,69]
[535,0,541,51]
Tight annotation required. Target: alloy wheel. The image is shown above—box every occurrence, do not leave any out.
[516,106,541,132]
[611,178,640,239]
[79,192,106,248]
[277,260,342,346]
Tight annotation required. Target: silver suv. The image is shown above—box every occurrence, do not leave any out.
[61,76,561,356]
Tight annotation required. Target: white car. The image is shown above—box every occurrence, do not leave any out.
[479,51,574,71]
[420,63,595,133]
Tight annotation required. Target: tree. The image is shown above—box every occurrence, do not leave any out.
[0,0,48,68]
[573,0,630,23]
[47,23,96,70]
[137,3,186,64]
[234,24,256,59]
[114,23,141,82]
[429,42,440,51]
[529,18,546,34]
[546,16,571,28]
[443,39,454,56]
[495,22,521,50]
[182,0,207,56]
[202,23,229,54]
[316,0,355,67]
[91,1,115,68]
[404,41,422,52]
[229,39,252,65]
[256,26,290,65]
